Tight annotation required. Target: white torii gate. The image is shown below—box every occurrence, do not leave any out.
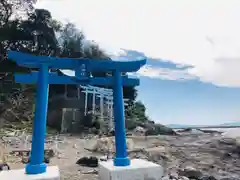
[80,85,128,130]
[61,70,129,131]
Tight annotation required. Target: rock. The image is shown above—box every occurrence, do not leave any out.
[236,139,240,146]
[6,132,16,137]
[44,156,50,164]
[135,126,146,133]
[222,129,240,139]
[76,156,98,168]
[22,156,29,164]
[222,152,234,159]
[220,178,240,180]
[0,117,5,128]
[0,163,10,171]
[179,128,221,134]
[199,176,217,180]
[84,139,98,151]
[45,149,54,158]
[126,132,133,136]
[96,137,114,153]
[144,123,177,136]
[190,129,205,135]
[179,167,203,179]
[178,128,206,134]
[109,130,115,136]
[99,156,108,161]
[219,138,236,146]
[145,146,168,158]
[84,137,134,153]
[178,128,193,133]
[22,156,50,164]
[179,176,190,180]
[80,169,98,174]
[146,146,167,154]
[145,146,170,162]
[199,129,222,134]
[169,171,179,179]
[91,128,99,135]
[162,175,170,180]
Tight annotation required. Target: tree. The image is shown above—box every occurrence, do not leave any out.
[0,0,37,59]
[126,101,149,122]
[20,9,60,56]
[0,4,60,119]
[58,22,109,60]
[0,8,59,75]
[58,23,84,58]
[0,2,149,130]
[0,7,60,92]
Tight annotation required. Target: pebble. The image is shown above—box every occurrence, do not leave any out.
[0,163,10,171]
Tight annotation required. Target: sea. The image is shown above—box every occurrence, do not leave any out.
[200,127,240,133]
[175,127,240,139]
[175,127,240,132]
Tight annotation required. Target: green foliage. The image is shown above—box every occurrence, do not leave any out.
[58,23,85,58]
[126,101,149,122]
[125,100,150,129]
[0,0,149,128]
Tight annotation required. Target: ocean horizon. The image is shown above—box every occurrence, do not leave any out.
[174,127,240,133]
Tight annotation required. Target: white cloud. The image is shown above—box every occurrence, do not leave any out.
[131,65,197,81]
[36,0,240,87]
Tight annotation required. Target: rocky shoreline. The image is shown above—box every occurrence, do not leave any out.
[0,129,239,180]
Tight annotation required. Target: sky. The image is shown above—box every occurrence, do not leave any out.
[36,0,240,125]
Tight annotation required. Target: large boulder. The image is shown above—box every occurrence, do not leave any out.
[179,166,203,179]
[76,156,98,167]
[0,163,10,171]
[144,123,177,136]
[222,128,240,138]
[222,128,240,147]
[134,126,146,133]
[126,119,177,136]
[84,137,134,153]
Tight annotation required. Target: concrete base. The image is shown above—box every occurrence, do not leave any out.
[99,159,163,180]
[0,166,60,180]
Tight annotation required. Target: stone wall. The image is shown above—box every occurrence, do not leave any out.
[47,85,108,133]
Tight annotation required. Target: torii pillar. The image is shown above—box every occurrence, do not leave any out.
[26,64,49,174]
[113,70,130,166]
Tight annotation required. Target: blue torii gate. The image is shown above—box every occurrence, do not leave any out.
[8,51,146,175]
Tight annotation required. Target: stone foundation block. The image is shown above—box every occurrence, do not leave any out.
[0,166,60,180]
[99,159,163,180]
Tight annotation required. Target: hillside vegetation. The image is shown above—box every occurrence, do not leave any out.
[0,0,175,135]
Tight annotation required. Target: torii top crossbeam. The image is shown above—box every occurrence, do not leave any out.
[8,51,146,72]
